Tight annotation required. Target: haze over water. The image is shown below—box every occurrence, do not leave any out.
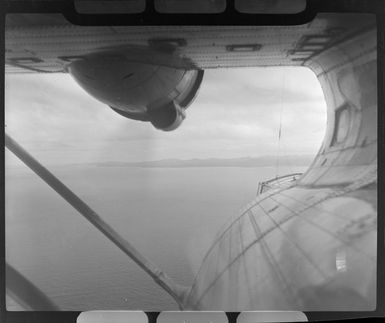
[6,164,306,310]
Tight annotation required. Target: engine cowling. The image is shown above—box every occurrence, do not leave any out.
[67,50,204,131]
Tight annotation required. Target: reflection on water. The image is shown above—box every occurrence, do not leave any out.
[6,165,306,310]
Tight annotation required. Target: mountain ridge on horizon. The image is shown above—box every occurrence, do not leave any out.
[94,154,315,168]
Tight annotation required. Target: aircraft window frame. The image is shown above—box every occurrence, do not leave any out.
[330,104,351,147]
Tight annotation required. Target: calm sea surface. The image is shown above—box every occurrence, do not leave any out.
[6,165,306,311]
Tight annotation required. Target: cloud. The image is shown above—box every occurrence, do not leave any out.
[5,67,326,165]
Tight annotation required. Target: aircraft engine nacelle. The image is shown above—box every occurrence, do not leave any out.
[67,51,204,131]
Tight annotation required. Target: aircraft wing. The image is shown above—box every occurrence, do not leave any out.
[5,12,374,73]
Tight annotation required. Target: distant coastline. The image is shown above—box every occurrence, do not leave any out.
[93,155,314,168]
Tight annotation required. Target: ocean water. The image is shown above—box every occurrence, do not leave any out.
[6,165,307,311]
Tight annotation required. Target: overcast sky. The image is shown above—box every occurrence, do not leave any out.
[5,67,326,166]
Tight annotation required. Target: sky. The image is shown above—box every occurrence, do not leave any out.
[5,66,327,166]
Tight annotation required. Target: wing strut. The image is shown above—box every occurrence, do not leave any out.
[6,263,60,310]
[5,133,188,309]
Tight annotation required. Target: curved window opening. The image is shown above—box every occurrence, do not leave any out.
[75,0,146,14]
[5,66,326,310]
[235,0,307,14]
[155,0,226,13]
